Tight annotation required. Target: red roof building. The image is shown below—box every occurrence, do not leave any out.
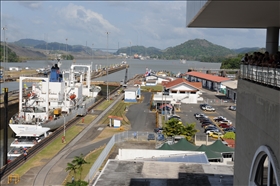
[184,71,230,91]
[185,71,230,83]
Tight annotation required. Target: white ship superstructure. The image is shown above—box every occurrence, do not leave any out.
[9,64,101,135]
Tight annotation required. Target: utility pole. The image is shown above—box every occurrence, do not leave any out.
[106,32,110,101]
[92,43,94,62]
[65,38,68,60]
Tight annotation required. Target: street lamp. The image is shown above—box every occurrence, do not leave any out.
[65,38,68,60]
[92,43,94,62]
[130,41,131,58]
[106,32,110,101]
[163,88,169,122]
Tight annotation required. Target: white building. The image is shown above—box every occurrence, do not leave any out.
[163,78,202,104]
[221,80,237,101]
[124,86,140,102]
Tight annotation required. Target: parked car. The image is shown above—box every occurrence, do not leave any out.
[154,127,163,133]
[200,121,212,125]
[200,104,209,110]
[201,123,214,128]
[229,105,236,111]
[148,133,155,141]
[208,132,224,139]
[214,117,227,122]
[204,126,219,133]
[205,128,220,134]
[203,105,216,112]
[168,115,181,120]
[219,120,232,124]
[199,118,211,123]
[194,113,208,120]
[223,127,236,133]
[213,116,225,120]
[219,123,232,128]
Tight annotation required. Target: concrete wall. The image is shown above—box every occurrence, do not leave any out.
[234,79,280,185]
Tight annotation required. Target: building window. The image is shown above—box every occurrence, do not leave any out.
[179,91,185,94]
[171,90,177,94]
[249,145,279,186]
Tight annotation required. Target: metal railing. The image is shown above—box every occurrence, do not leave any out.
[87,131,215,183]
[87,131,157,182]
[240,64,280,88]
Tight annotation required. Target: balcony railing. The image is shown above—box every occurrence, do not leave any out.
[240,65,280,89]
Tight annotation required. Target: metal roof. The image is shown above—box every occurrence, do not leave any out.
[187,71,230,83]
[222,80,238,90]
[187,1,280,28]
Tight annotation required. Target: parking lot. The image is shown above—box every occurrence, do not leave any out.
[174,89,236,142]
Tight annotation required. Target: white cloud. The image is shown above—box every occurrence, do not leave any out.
[18,2,42,10]
[57,3,120,36]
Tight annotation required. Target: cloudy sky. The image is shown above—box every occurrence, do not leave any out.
[1,1,271,50]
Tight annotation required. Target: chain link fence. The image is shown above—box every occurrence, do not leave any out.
[203,98,236,106]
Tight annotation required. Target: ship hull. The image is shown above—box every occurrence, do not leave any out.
[9,97,96,135]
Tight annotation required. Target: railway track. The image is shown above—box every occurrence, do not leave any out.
[0,74,139,180]
[0,85,121,181]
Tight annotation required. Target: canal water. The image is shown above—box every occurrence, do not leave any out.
[0,58,221,166]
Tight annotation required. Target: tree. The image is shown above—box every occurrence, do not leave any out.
[65,162,77,179]
[163,119,198,142]
[65,154,89,185]
[72,154,89,180]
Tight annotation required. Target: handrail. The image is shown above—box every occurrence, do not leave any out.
[239,64,280,88]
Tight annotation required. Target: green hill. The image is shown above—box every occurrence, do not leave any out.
[14,39,46,47]
[115,46,162,57]
[162,39,236,61]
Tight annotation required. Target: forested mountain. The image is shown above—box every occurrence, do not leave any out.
[10,38,278,62]
[161,39,236,61]
[232,47,261,54]
[14,39,46,47]
[0,44,20,62]
[115,46,162,58]
[116,39,237,62]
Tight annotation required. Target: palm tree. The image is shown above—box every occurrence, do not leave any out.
[65,162,77,179]
[163,119,198,142]
[72,154,89,180]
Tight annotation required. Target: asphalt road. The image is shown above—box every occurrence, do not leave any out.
[126,92,156,132]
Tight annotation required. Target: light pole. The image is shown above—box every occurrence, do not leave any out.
[65,38,68,60]
[106,32,109,101]
[130,41,131,58]
[5,38,8,67]
[92,43,94,62]
[2,27,6,83]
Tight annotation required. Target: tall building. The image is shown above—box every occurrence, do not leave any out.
[186,1,280,185]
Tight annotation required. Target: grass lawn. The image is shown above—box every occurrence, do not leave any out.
[13,124,87,176]
[141,85,163,92]
[98,101,133,125]
[95,100,113,110]
[91,127,124,143]
[63,147,105,185]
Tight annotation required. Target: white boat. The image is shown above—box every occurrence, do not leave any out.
[9,64,101,136]
[7,128,50,160]
[180,59,187,64]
